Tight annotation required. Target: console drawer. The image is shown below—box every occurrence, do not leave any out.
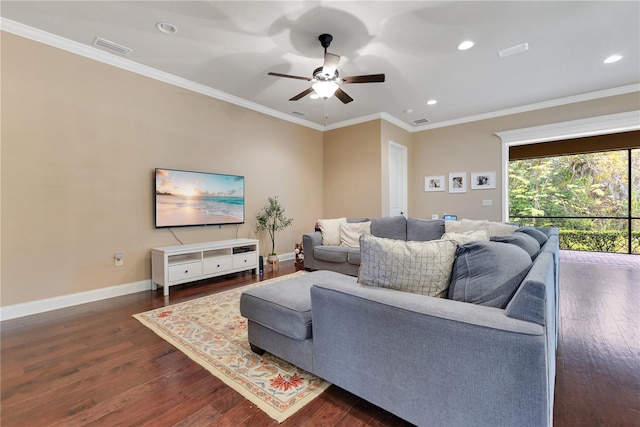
[168,262,202,282]
[203,256,232,275]
[233,253,256,269]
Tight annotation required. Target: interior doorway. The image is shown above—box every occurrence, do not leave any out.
[389,141,407,217]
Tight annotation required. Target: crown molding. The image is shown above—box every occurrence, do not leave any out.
[0,18,325,132]
[2,18,637,134]
[413,84,640,132]
[379,112,414,132]
[323,112,414,132]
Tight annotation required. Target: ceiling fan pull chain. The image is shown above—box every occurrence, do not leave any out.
[324,99,329,126]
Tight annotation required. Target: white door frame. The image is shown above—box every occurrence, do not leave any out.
[388,141,408,217]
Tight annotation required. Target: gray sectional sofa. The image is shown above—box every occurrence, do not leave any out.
[241,217,559,426]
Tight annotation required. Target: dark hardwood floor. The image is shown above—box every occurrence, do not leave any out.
[1,259,638,426]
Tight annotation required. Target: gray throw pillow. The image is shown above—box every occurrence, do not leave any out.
[370,216,407,240]
[491,233,541,260]
[448,241,533,308]
[406,218,445,241]
[516,227,548,246]
[358,234,457,298]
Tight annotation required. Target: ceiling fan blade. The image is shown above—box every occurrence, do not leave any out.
[322,53,340,78]
[342,74,386,84]
[334,87,354,104]
[268,72,311,81]
[289,87,314,101]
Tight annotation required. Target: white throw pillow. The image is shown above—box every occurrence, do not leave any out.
[487,222,518,236]
[441,230,489,244]
[358,234,457,298]
[340,221,371,248]
[445,219,517,237]
[318,217,346,245]
[445,219,489,234]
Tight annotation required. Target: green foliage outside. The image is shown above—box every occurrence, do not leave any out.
[509,149,640,254]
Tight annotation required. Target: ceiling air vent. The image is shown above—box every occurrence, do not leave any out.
[412,118,429,125]
[291,111,306,116]
[92,37,132,56]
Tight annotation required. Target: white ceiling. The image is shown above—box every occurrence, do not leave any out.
[2,1,639,130]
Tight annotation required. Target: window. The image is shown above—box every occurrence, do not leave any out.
[509,149,639,254]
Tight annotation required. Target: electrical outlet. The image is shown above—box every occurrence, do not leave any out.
[432,214,439,219]
[114,252,124,267]
[482,199,493,207]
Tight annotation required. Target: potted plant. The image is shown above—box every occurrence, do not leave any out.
[255,196,293,261]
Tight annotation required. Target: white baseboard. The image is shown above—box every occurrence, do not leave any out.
[0,280,152,321]
[277,251,295,262]
[0,253,297,321]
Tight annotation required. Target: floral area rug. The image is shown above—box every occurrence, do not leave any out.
[133,271,330,423]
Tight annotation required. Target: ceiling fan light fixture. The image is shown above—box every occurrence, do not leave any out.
[312,81,339,99]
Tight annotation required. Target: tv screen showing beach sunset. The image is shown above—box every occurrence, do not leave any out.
[155,168,245,228]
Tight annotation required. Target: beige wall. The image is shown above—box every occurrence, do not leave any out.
[323,120,382,218]
[1,33,323,306]
[410,92,640,221]
[2,31,638,309]
[322,119,412,219]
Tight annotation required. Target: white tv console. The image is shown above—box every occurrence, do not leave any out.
[151,238,259,296]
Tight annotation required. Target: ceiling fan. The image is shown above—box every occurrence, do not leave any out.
[268,33,385,104]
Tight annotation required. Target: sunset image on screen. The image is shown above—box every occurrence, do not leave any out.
[155,169,244,227]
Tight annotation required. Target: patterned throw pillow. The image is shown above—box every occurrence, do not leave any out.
[358,234,457,298]
[318,218,346,246]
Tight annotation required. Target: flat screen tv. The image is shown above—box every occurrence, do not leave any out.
[155,168,245,228]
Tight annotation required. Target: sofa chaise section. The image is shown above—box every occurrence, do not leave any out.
[310,279,549,426]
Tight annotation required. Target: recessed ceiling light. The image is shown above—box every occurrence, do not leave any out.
[427,99,437,105]
[457,41,474,51]
[604,54,623,64]
[310,93,319,100]
[156,22,177,34]
[404,108,413,114]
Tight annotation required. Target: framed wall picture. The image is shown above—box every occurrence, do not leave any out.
[448,172,467,193]
[471,171,496,190]
[424,175,445,192]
